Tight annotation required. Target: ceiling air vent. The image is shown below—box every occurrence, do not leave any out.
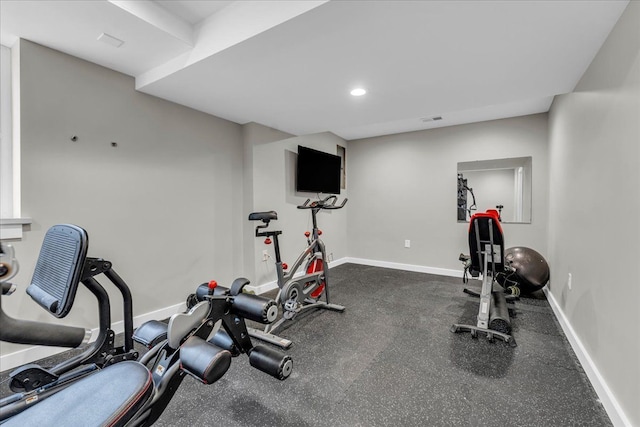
[421,116,443,122]
[97,33,125,48]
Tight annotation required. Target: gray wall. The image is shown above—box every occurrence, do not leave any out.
[241,122,294,283]
[547,1,639,425]
[347,114,549,271]
[462,168,515,221]
[251,132,349,287]
[3,40,244,355]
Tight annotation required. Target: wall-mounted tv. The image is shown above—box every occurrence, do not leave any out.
[296,145,341,194]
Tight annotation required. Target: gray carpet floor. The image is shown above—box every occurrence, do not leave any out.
[1,263,611,426]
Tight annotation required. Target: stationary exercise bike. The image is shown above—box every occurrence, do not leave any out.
[246,195,347,349]
[1,225,292,425]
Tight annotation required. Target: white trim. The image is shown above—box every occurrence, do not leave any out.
[245,257,463,294]
[244,278,279,295]
[344,257,463,278]
[11,42,21,218]
[0,302,185,371]
[244,256,352,295]
[514,166,524,222]
[0,223,22,240]
[544,289,631,427]
[108,0,194,46]
[0,217,32,240]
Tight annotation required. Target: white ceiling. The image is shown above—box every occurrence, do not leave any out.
[0,0,629,140]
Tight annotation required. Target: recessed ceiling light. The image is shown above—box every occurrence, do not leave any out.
[350,88,366,96]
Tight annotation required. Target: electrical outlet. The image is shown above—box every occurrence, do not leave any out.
[404,240,411,248]
[262,250,269,262]
[329,252,334,262]
[567,273,572,290]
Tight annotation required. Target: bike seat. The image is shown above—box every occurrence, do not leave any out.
[248,211,278,222]
[4,361,153,427]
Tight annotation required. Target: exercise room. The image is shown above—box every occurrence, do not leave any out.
[0,1,638,426]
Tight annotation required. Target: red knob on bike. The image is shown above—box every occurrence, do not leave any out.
[208,280,217,295]
[304,231,310,238]
[282,263,288,270]
[264,238,272,245]
[318,229,323,236]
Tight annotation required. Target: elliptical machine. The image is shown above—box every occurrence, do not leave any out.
[246,195,347,349]
[1,224,292,425]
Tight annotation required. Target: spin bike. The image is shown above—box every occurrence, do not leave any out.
[1,224,292,426]
[247,195,347,349]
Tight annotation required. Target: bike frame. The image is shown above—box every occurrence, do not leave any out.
[248,195,347,349]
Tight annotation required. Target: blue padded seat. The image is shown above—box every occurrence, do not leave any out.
[3,361,153,427]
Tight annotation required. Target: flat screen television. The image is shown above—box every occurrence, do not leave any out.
[296,145,341,194]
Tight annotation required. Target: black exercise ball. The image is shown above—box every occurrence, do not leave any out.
[503,247,550,294]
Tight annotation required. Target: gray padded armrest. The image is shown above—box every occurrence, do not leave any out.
[28,224,88,318]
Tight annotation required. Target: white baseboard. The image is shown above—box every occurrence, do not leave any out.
[544,289,631,427]
[244,257,462,294]
[0,302,185,372]
[244,278,279,295]
[244,257,352,295]
[344,257,463,278]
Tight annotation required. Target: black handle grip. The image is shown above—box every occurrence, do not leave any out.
[231,293,278,324]
[1,282,16,295]
[297,196,347,210]
[249,344,292,380]
[324,198,348,209]
[321,195,338,205]
[297,199,311,209]
[0,294,88,347]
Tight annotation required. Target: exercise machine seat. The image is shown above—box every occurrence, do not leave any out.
[248,211,278,222]
[468,210,504,276]
[3,361,153,427]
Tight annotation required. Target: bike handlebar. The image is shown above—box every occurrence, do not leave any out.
[297,195,348,210]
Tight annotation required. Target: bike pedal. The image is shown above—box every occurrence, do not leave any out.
[283,300,298,319]
[284,300,297,311]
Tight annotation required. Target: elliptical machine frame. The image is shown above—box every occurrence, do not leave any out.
[247,195,347,349]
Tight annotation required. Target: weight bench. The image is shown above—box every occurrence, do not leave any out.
[451,210,516,346]
[1,225,260,426]
[1,224,138,420]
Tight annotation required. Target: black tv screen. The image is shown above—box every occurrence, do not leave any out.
[296,145,341,194]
